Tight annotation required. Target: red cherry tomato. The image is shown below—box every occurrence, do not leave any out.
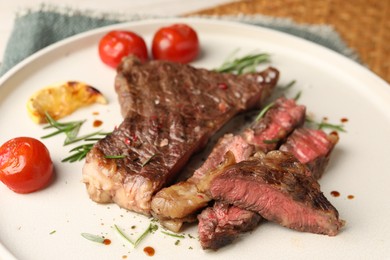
[98,30,148,68]
[152,23,200,63]
[0,137,54,194]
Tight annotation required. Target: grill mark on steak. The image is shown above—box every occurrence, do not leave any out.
[82,56,279,215]
[151,97,305,232]
[209,151,344,236]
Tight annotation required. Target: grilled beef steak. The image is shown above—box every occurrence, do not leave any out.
[197,201,262,250]
[151,97,305,230]
[198,126,340,250]
[82,56,279,215]
[280,128,339,180]
[209,151,344,236]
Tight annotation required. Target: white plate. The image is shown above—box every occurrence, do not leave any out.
[1,18,390,260]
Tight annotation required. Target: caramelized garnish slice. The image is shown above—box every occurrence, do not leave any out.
[27,81,107,124]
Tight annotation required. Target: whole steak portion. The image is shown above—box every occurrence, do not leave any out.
[82,56,279,215]
[209,151,344,236]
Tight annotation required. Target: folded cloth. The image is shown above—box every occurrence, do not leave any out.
[0,6,359,77]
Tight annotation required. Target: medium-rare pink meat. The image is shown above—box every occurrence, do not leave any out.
[209,151,344,236]
[279,128,339,180]
[151,97,305,230]
[197,201,262,250]
[82,56,279,215]
[198,126,340,249]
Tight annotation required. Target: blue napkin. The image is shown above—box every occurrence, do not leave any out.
[0,6,359,77]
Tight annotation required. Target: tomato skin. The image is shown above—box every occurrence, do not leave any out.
[152,23,199,63]
[98,30,148,68]
[0,137,53,194]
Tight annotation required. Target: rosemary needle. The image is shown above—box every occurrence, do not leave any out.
[215,53,270,74]
[254,102,274,122]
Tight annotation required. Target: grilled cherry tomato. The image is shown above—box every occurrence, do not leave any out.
[98,30,148,68]
[0,137,53,194]
[152,23,199,63]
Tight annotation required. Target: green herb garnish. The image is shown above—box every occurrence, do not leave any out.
[279,80,296,90]
[161,231,185,239]
[81,233,105,244]
[215,52,270,74]
[49,230,56,235]
[255,102,274,122]
[174,240,180,246]
[306,117,346,132]
[114,223,158,248]
[142,154,158,167]
[42,113,110,162]
[41,112,85,145]
[114,224,136,246]
[293,91,302,101]
[263,139,280,144]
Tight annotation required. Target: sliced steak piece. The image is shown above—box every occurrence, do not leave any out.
[151,97,305,230]
[279,128,339,180]
[242,96,306,152]
[209,151,344,236]
[83,57,279,215]
[197,201,262,250]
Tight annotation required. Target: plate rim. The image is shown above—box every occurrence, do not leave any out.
[1,17,390,260]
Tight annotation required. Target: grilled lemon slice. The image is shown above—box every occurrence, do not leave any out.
[27,81,107,124]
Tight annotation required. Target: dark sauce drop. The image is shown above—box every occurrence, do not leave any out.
[341,117,349,123]
[103,239,111,245]
[330,191,340,197]
[93,120,103,127]
[143,246,155,256]
[347,195,355,199]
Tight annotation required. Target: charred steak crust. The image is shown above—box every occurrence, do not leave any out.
[209,151,344,236]
[115,56,278,118]
[83,56,279,215]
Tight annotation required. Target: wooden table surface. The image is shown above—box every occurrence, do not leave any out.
[190,0,389,83]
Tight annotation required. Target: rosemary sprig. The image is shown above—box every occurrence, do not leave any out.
[293,91,302,101]
[81,233,105,244]
[41,112,85,144]
[142,154,158,167]
[62,143,95,163]
[161,231,185,239]
[278,80,296,90]
[114,224,136,246]
[255,102,274,122]
[306,117,346,132]
[215,52,270,74]
[114,223,158,248]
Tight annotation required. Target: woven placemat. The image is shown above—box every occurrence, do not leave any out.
[189,0,390,83]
